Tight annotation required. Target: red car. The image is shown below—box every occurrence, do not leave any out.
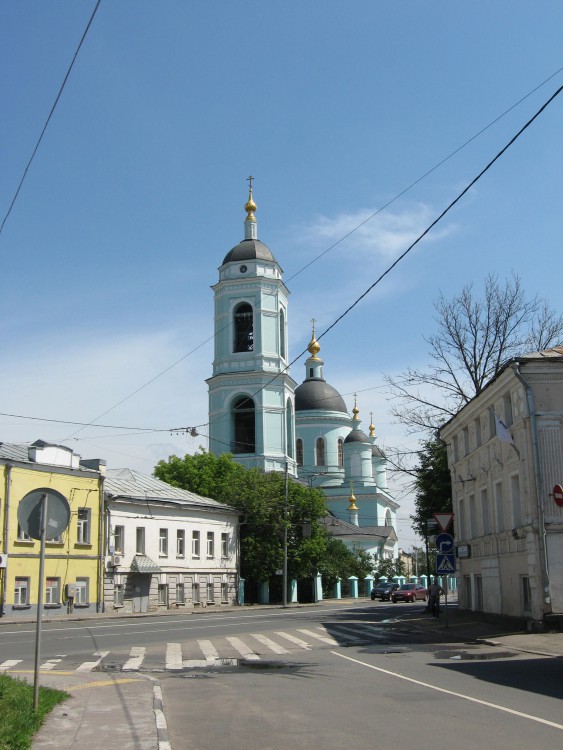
[391,583,427,603]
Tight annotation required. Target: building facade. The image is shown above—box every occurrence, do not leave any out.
[104,468,239,613]
[0,440,105,619]
[440,347,563,625]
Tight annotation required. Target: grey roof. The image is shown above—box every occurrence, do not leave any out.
[371,444,386,458]
[321,514,397,541]
[130,555,161,574]
[105,468,236,513]
[222,239,276,265]
[0,440,95,471]
[344,428,370,445]
[294,378,348,413]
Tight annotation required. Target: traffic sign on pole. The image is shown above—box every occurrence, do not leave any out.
[433,513,454,532]
[436,553,456,573]
[435,533,454,554]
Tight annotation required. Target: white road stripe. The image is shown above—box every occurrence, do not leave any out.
[76,650,110,672]
[251,633,290,654]
[297,628,339,645]
[323,625,367,642]
[0,660,22,672]
[166,643,183,670]
[198,640,220,662]
[226,636,261,660]
[122,646,146,671]
[275,631,312,650]
[333,651,563,732]
[40,658,64,670]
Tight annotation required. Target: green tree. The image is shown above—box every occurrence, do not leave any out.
[411,437,453,538]
[373,557,405,580]
[154,450,329,582]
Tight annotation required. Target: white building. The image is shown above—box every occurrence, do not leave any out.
[440,346,563,627]
[103,469,239,613]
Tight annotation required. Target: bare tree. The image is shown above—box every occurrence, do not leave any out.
[385,274,563,433]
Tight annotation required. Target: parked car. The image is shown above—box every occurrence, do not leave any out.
[371,581,400,601]
[391,583,427,603]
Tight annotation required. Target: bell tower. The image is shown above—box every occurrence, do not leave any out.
[206,180,297,475]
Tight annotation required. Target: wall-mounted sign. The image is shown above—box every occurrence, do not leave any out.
[456,544,471,559]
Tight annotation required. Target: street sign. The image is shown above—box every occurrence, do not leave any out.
[436,553,456,573]
[17,488,70,541]
[435,532,454,554]
[433,512,454,532]
[553,484,563,508]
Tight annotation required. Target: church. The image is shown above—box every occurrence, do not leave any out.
[206,183,398,560]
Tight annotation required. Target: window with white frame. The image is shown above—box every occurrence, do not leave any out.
[458,499,465,540]
[176,582,185,604]
[296,438,304,466]
[14,577,30,606]
[468,494,478,538]
[495,482,505,531]
[77,508,91,544]
[45,577,60,605]
[337,438,344,468]
[463,427,470,455]
[511,474,522,528]
[503,393,513,427]
[206,580,214,603]
[114,584,124,607]
[159,528,168,556]
[17,523,32,541]
[192,582,200,604]
[136,527,145,555]
[114,525,124,553]
[158,584,168,606]
[75,578,88,605]
[474,418,482,447]
[221,532,228,558]
[207,532,214,558]
[481,488,492,535]
[316,437,325,466]
[192,530,200,558]
[221,581,229,603]
[177,529,185,557]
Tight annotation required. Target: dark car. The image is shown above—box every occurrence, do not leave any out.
[371,581,400,601]
[391,583,427,603]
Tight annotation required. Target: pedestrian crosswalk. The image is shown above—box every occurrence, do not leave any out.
[0,623,396,675]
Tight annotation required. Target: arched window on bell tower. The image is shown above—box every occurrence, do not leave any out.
[296,439,303,466]
[286,398,294,458]
[337,438,344,468]
[279,308,286,359]
[316,437,325,467]
[233,303,254,353]
[232,396,255,453]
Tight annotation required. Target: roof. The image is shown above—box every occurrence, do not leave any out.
[321,514,397,542]
[105,468,236,513]
[130,555,161,574]
[344,428,370,445]
[0,440,98,472]
[294,378,348,413]
[222,239,276,265]
[371,444,386,458]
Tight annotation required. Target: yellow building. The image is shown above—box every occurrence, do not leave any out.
[0,440,105,619]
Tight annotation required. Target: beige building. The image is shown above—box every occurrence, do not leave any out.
[440,347,563,627]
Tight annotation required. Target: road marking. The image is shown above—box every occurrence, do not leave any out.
[0,660,22,671]
[166,643,183,670]
[76,650,110,672]
[297,628,339,645]
[123,646,145,671]
[72,678,141,690]
[251,633,290,654]
[275,631,312,650]
[198,639,220,662]
[226,637,260,660]
[332,652,563,732]
[40,658,64,670]
[323,625,367,642]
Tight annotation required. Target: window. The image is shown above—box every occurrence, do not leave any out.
[522,576,532,612]
[114,584,124,607]
[192,530,200,558]
[77,508,91,544]
[481,489,492,535]
[337,438,344,468]
[462,427,469,455]
[286,399,294,458]
[158,584,168,606]
[221,582,229,603]
[17,523,31,541]
[114,525,124,553]
[468,494,478,538]
[177,530,185,557]
[488,409,496,439]
[221,532,228,558]
[207,532,214,558]
[511,474,522,527]
[192,582,200,604]
[463,575,472,610]
[45,577,60,605]
[316,437,325,467]
[233,302,254,352]
[495,482,505,532]
[176,583,185,604]
[279,308,286,359]
[458,499,466,540]
[503,393,513,427]
[385,510,392,527]
[475,575,483,610]
[207,580,214,603]
[159,528,168,556]
[14,578,29,606]
[232,396,255,453]
[136,527,146,555]
[75,578,88,606]
[474,418,482,447]
[296,439,304,466]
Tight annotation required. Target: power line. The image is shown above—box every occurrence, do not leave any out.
[0,1,102,238]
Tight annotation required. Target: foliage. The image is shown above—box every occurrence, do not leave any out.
[155,450,329,582]
[317,540,375,591]
[0,674,67,750]
[385,274,563,433]
[411,438,453,538]
[372,556,406,580]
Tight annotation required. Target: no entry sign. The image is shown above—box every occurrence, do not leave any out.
[553,484,563,508]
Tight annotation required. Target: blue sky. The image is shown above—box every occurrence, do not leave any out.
[1,2,562,548]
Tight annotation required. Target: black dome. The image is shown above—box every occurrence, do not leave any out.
[344,428,370,444]
[222,239,276,265]
[295,378,348,413]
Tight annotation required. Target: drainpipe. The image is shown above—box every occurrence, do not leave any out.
[511,363,551,617]
[97,474,105,613]
[1,464,13,617]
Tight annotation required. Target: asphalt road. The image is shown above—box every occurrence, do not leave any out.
[2,602,562,749]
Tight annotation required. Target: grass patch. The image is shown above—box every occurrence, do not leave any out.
[0,674,68,750]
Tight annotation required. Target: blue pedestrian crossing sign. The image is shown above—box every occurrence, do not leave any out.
[436,553,456,574]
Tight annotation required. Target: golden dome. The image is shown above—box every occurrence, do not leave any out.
[369,412,375,438]
[352,394,359,420]
[244,175,256,221]
[348,481,358,511]
[307,319,320,359]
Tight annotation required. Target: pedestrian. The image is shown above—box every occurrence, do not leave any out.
[428,579,445,618]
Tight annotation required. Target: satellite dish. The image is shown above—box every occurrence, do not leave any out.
[17,488,71,541]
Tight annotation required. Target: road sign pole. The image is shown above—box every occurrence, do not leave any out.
[33,493,48,711]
